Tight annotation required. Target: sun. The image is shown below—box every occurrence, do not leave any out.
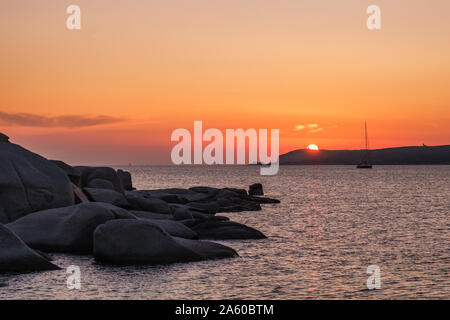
[307,144,319,151]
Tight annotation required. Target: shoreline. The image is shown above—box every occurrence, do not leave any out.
[1,133,280,273]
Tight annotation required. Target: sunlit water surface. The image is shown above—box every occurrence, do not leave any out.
[1,165,449,299]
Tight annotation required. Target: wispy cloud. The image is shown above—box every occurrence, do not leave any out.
[295,123,323,133]
[0,112,124,128]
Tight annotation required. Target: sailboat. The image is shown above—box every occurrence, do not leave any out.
[357,121,373,169]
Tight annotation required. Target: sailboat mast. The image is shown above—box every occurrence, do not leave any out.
[357,121,373,168]
[365,121,370,162]
[365,121,368,150]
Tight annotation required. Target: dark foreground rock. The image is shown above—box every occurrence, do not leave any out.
[7,202,136,253]
[0,132,281,272]
[130,210,173,220]
[186,186,280,212]
[50,160,81,185]
[74,166,125,193]
[83,187,129,207]
[117,169,133,191]
[137,218,198,239]
[249,183,264,196]
[125,191,172,214]
[93,220,237,265]
[86,178,115,190]
[0,133,9,142]
[0,224,60,273]
[189,220,267,240]
[71,183,90,203]
[139,186,279,214]
[0,140,74,223]
[169,204,215,220]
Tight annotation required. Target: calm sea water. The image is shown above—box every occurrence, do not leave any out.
[1,165,449,299]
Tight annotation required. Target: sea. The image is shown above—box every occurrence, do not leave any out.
[1,165,449,299]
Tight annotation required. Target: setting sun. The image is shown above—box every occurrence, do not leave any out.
[307,144,319,151]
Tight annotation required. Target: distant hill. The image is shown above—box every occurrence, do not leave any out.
[279,145,450,165]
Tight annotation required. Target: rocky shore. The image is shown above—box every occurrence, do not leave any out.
[0,133,279,273]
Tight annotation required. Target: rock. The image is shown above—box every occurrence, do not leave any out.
[186,201,220,214]
[134,189,210,204]
[86,178,115,190]
[50,160,81,185]
[189,186,220,195]
[249,183,264,196]
[246,195,280,204]
[145,186,279,214]
[190,220,267,240]
[83,187,129,207]
[130,211,173,220]
[225,188,248,196]
[93,220,238,265]
[161,189,211,202]
[215,189,242,199]
[0,224,60,273]
[214,197,261,212]
[35,249,54,261]
[175,237,238,260]
[180,215,230,228]
[160,194,187,204]
[125,191,171,214]
[0,142,74,223]
[0,132,10,142]
[72,183,90,203]
[172,207,193,220]
[137,218,198,239]
[117,169,133,191]
[169,204,216,220]
[74,166,124,193]
[7,202,136,253]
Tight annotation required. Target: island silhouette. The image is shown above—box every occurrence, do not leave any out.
[279,145,450,165]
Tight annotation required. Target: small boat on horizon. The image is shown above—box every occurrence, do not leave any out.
[357,121,373,169]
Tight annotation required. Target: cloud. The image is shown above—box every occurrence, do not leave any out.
[0,112,123,128]
[295,123,322,132]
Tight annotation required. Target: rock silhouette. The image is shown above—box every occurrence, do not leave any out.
[0,132,280,274]
[0,140,74,223]
[279,145,450,165]
[74,166,125,193]
[117,169,133,191]
[83,187,129,207]
[249,183,264,196]
[125,191,172,214]
[190,220,267,240]
[0,133,10,142]
[0,224,60,272]
[136,218,198,239]
[93,220,237,265]
[7,202,136,253]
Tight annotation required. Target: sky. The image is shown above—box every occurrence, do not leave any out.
[1,0,449,165]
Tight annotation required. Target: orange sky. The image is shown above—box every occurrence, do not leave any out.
[1,0,449,165]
